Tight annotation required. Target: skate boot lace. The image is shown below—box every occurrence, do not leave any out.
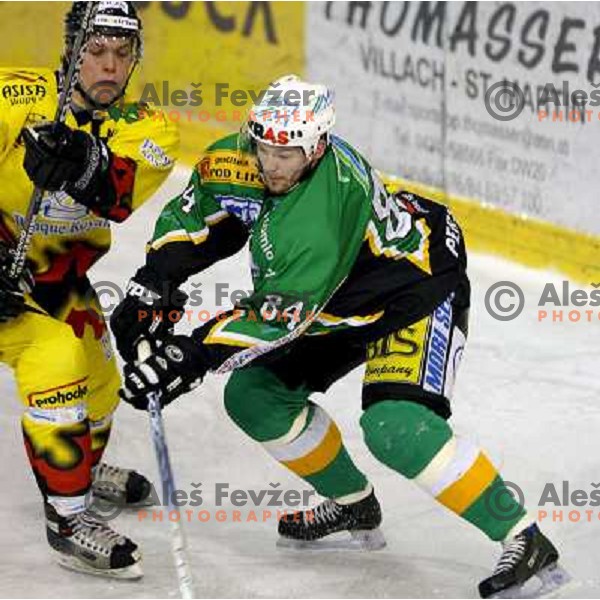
[94,463,130,490]
[494,534,528,575]
[311,500,342,525]
[67,511,126,557]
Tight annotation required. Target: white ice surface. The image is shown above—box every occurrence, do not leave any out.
[1,167,599,598]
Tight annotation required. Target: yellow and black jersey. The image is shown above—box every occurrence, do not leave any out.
[0,67,179,319]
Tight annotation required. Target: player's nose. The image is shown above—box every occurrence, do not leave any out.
[261,156,280,174]
[101,52,118,73]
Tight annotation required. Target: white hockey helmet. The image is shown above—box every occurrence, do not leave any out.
[246,74,336,157]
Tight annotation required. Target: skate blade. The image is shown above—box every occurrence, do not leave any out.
[489,563,571,599]
[277,528,386,552]
[53,550,144,581]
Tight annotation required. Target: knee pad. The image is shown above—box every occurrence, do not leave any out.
[360,400,518,541]
[225,370,357,493]
[15,332,88,411]
[360,400,452,479]
[224,367,310,442]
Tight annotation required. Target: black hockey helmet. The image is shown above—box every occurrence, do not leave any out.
[63,2,143,109]
[64,1,143,63]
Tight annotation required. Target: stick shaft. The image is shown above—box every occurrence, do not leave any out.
[138,339,196,598]
[147,392,196,599]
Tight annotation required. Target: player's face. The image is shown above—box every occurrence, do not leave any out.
[256,143,312,194]
[76,35,135,106]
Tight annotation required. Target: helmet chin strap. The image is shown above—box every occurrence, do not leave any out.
[74,60,138,111]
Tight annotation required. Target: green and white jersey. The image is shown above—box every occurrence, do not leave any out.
[145,133,468,373]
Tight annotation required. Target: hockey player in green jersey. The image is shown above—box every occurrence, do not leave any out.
[110,75,568,598]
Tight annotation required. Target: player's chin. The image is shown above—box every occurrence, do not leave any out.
[265,179,292,195]
[85,81,124,106]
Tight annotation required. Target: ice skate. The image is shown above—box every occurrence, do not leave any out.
[277,489,386,551]
[92,462,154,508]
[45,503,143,580]
[479,523,570,598]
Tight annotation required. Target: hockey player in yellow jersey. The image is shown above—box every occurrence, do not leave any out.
[0,2,179,579]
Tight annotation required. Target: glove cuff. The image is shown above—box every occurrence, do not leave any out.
[189,326,221,371]
[70,135,110,195]
[128,266,188,309]
[126,271,162,307]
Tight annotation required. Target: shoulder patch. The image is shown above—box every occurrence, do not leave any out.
[198,149,263,189]
[139,138,173,168]
[0,69,52,108]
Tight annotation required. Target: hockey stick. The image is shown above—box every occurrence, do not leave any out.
[9,2,99,281]
[138,340,197,599]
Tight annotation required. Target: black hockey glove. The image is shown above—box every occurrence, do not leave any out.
[110,266,189,363]
[22,122,108,200]
[120,335,209,410]
[0,241,34,323]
